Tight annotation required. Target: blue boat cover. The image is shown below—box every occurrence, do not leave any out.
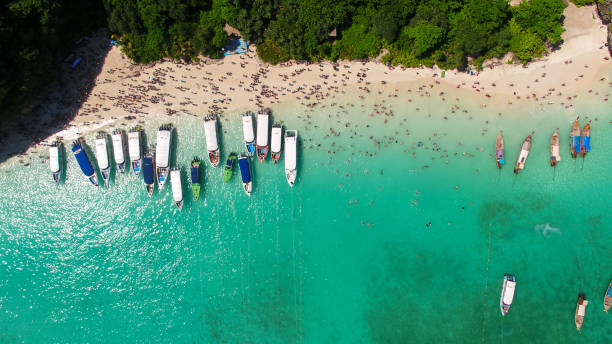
[582,136,591,152]
[238,158,251,182]
[72,144,94,177]
[143,157,154,184]
[572,136,581,151]
[499,158,505,165]
[607,286,612,297]
[247,143,256,154]
[191,166,200,183]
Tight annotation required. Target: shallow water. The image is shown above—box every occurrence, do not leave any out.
[1,78,611,343]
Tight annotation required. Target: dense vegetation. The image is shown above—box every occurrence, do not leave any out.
[1,0,575,114]
[0,0,105,114]
[102,0,568,68]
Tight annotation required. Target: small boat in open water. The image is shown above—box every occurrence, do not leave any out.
[190,158,202,201]
[499,274,516,316]
[224,152,237,183]
[238,154,252,195]
[271,123,282,164]
[49,139,62,185]
[204,115,220,167]
[156,124,172,189]
[111,129,126,173]
[285,130,298,186]
[72,139,98,186]
[95,131,111,185]
[575,292,588,331]
[570,117,581,158]
[604,280,612,313]
[241,112,256,157]
[580,121,591,157]
[495,131,504,169]
[550,129,561,167]
[170,168,183,210]
[128,126,143,176]
[256,109,269,163]
[514,132,533,174]
[142,151,155,196]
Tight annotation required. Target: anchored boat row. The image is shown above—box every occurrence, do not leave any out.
[49,111,299,205]
[494,117,592,173]
[500,276,612,331]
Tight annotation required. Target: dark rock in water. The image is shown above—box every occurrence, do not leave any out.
[597,0,612,57]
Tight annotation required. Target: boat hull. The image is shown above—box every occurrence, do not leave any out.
[245,142,256,157]
[157,167,169,189]
[604,282,612,313]
[257,146,268,163]
[575,294,588,331]
[101,168,110,185]
[131,159,142,176]
[88,175,99,186]
[192,183,201,200]
[118,162,126,174]
[146,184,154,196]
[53,171,61,186]
[208,150,220,167]
[175,200,184,210]
[286,169,296,187]
[272,152,281,164]
[243,182,252,196]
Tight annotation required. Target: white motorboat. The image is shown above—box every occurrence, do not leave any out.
[156,124,172,189]
[284,130,297,186]
[204,115,220,167]
[241,112,256,157]
[128,126,143,176]
[95,131,111,185]
[271,123,282,164]
[111,129,126,173]
[170,167,183,210]
[500,274,516,316]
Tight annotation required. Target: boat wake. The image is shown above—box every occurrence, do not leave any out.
[534,223,560,237]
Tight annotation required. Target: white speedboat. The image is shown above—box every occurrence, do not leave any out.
[128,126,143,176]
[241,112,256,157]
[111,129,126,173]
[95,131,111,185]
[271,123,282,164]
[237,154,252,196]
[284,130,297,186]
[256,109,269,163]
[170,167,183,210]
[156,124,172,189]
[500,274,516,316]
[49,139,62,185]
[204,115,220,167]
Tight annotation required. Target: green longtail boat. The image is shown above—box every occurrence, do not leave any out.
[223,153,237,183]
[190,157,202,200]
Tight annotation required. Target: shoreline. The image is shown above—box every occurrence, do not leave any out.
[0,3,610,165]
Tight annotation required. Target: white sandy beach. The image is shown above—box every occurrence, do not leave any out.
[2,3,610,163]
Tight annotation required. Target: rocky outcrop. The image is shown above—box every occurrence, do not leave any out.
[596,0,612,56]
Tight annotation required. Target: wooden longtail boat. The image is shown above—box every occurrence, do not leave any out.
[580,121,591,157]
[514,132,533,174]
[495,131,504,169]
[575,292,588,331]
[570,117,581,158]
[550,129,561,167]
[604,281,612,314]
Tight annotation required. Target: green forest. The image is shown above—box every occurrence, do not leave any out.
[0,0,597,114]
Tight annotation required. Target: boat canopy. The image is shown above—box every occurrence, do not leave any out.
[607,286,612,297]
[204,119,218,151]
[95,138,109,169]
[72,144,95,177]
[111,133,125,164]
[171,170,183,202]
[502,281,516,305]
[242,115,255,142]
[238,157,251,182]
[582,136,591,152]
[156,130,171,167]
[142,157,154,184]
[191,165,200,183]
[271,127,282,153]
[256,114,269,146]
[49,146,60,173]
[285,131,297,170]
[128,131,141,161]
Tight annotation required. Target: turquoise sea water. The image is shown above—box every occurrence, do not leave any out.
[1,80,611,343]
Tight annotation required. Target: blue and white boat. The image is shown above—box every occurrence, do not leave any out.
[238,154,252,196]
[128,126,143,176]
[156,124,172,189]
[95,131,111,185]
[142,151,155,196]
[241,112,256,157]
[500,274,516,316]
[284,130,298,186]
[580,121,591,157]
[71,139,98,186]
